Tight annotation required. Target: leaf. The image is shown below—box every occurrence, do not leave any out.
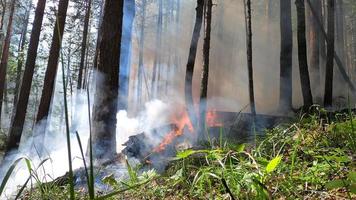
[0,157,26,196]
[348,171,356,183]
[236,144,245,153]
[325,179,345,190]
[102,174,118,187]
[265,156,282,174]
[349,183,356,194]
[175,149,197,159]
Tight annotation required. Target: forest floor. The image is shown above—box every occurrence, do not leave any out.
[2,109,356,199]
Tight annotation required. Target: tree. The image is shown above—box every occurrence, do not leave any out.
[279,0,293,111]
[306,0,322,101]
[119,0,135,110]
[296,0,313,107]
[324,0,335,107]
[244,0,256,115]
[91,0,124,160]
[0,0,7,54]
[305,0,355,93]
[7,0,47,151]
[151,0,163,98]
[136,0,147,107]
[199,0,212,137]
[185,0,204,128]
[77,0,92,90]
[36,0,70,126]
[13,0,32,109]
[0,0,16,127]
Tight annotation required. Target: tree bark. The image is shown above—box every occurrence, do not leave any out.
[244,0,256,115]
[151,0,163,98]
[0,0,15,127]
[324,0,335,107]
[184,0,204,129]
[36,0,70,125]
[77,0,92,90]
[7,0,47,151]
[91,0,123,160]
[296,0,313,107]
[0,0,7,56]
[306,0,321,101]
[279,0,293,111]
[93,0,104,70]
[199,0,212,137]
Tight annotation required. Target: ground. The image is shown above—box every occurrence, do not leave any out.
[1,109,356,199]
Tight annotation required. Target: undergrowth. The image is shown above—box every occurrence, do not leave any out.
[1,110,355,199]
[109,110,355,200]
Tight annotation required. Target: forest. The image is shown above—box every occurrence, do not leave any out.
[0,0,355,199]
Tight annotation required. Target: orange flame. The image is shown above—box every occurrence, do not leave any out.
[153,109,194,153]
[153,109,223,153]
[206,110,223,127]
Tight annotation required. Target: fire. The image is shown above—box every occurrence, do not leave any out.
[206,110,223,127]
[152,108,224,153]
[153,109,194,153]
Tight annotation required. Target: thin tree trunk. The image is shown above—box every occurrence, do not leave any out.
[306,0,355,92]
[0,0,15,127]
[36,0,70,124]
[77,0,92,90]
[93,0,104,70]
[279,0,293,111]
[244,0,256,115]
[7,0,47,151]
[151,0,163,98]
[91,0,123,160]
[184,0,204,129]
[199,0,212,137]
[335,0,345,64]
[13,2,31,109]
[296,0,313,107]
[137,0,146,107]
[324,0,335,107]
[0,0,7,57]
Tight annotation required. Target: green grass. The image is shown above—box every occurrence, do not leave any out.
[1,111,355,199]
[106,111,355,200]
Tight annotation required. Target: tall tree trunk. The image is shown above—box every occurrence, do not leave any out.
[77,0,92,90]
[36,0,70,125]
[0,0,7,56]
[7,0,47,151]
[199,0,212,137]
[324,0,335,107]
[0,0,15,128]
[279,0,293,111]
[244,0,256,115]
[184,0,204,129]
[151,0,163,98]
[13,1,31,109]
[93,0,104,70]
[91,0,123,160]
[335,0,345,64]
[306,0,355,92]
[306,0,321,101]
[119,0,135,110]
[296,0,313,107]
[137,0,146,107]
